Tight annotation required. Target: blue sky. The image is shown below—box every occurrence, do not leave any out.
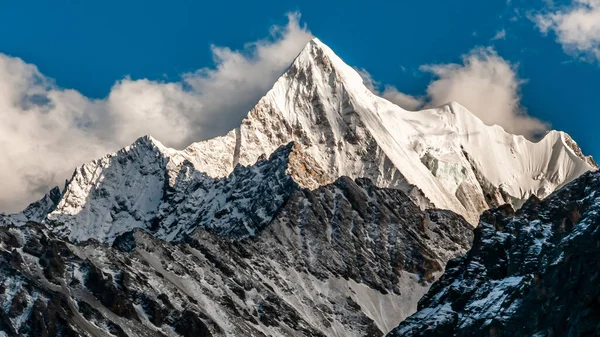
[0,0,598,210]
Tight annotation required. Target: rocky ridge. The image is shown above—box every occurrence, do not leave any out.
[388,170,600,337]
[0,168,473,336]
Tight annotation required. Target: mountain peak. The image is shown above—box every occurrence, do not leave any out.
[303,37,341,60]
[296,37,333,60]
[289,37,366,87]
[131,134,170,153]
[179,37,595,225]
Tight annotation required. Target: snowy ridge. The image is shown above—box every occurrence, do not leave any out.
[35,141,331,243]
[154,142,333,241]
[45,135,171,243]
[388,170,600,336]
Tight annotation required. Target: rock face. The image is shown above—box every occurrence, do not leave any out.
[0,173,472,337]
[154,142,333,241]
[388,170,600,337]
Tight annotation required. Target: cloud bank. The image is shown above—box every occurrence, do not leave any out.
[0,13,312,212]
[362,48,548,139]
[534,0,600,61]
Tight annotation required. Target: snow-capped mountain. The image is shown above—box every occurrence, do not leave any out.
[177,38,595,224]
[0,37,596,337]
[388,170,600,337]
[7,37,591,238]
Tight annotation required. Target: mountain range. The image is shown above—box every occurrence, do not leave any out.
[0,38,596,336]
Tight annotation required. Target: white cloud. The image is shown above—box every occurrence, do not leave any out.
[381,86,425,111]
[360,48,548,138]
[533,0,600,61]
[0,12,312,212]
[356,68,425,111]
[492,29,507,40]
[421,48,548,137]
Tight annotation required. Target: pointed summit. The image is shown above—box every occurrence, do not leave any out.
[293,38,338,64]
[293,37,333,62]
[130,134,171,154]
[288,37,366,88]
